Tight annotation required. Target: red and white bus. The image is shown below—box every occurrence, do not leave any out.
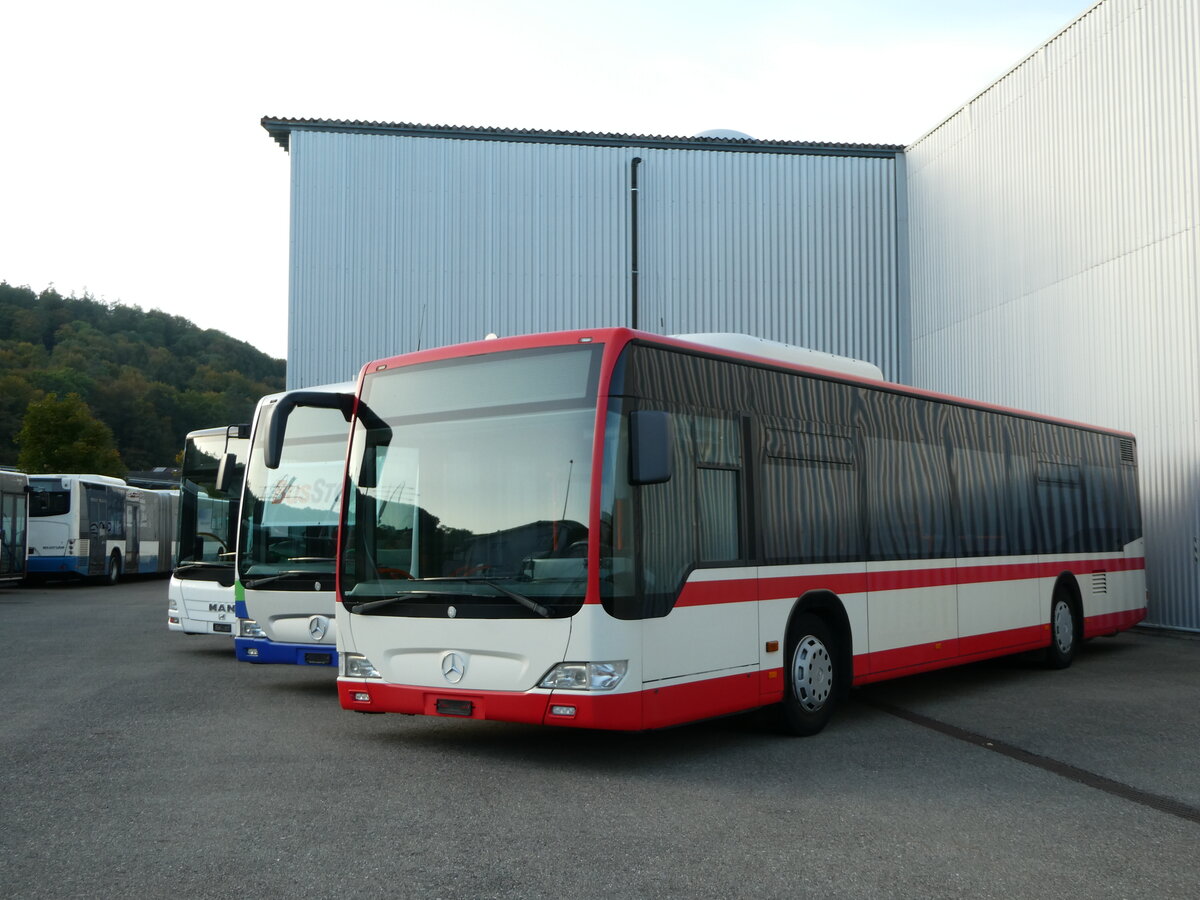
[315,329,1145,735]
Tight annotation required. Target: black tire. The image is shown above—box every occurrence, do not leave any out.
[104,551,122,586]
[1044,590,1078,669]
[775,613,839,736]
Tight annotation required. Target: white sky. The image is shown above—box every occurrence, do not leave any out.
[1,0,1093,362]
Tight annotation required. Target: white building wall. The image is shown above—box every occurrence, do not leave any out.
[907,0,1200,629]
[285,129,904,389]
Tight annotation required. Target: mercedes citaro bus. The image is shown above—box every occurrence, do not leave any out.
[282,329,1145,735]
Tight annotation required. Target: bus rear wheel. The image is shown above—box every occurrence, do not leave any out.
[776,613,838,736]
[104,551,122,586]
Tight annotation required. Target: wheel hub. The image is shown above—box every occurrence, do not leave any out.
[792,635,833,712]
[1053,600,1074,654]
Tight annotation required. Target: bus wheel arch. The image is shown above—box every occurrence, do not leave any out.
[775,591,853,736]
[1045,573,1082,669]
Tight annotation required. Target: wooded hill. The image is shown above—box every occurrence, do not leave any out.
[0,282,285,471]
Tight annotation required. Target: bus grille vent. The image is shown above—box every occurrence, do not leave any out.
[1092,572,1108,594]
[77,539,90,556]
[1120,439,1136,465]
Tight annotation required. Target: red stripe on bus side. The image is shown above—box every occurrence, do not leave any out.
[849,607,1146,685]
[674,557,1146,605]
[339,605,1148,729]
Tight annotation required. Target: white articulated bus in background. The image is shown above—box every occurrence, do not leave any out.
[27,475,177,583]
[169,425,250,634]
[311,328,1145,735]
[234,384,354,667]
[1,468,30,585]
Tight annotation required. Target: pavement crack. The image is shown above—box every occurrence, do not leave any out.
[867,699,1200,826]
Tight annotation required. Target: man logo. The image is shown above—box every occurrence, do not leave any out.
[308,615,330,641]
[441,652,466,684]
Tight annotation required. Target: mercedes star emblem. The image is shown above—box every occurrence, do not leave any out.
[441,652,466,684]
[308,615,329,641]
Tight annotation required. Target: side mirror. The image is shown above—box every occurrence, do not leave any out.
[215,453,236,493]
[265,390,355,470]
[629,410,673,485]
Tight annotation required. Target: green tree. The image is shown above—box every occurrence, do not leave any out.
[0,374,39,467]
[16,392,126,476]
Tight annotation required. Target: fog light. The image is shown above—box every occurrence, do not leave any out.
[246,647,259,657]
[352,692,371,702]
[550,705,576,717]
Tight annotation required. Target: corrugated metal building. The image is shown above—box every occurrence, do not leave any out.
[262,120,908,386]
[907,0,1199,630]
[263,0,1198,630]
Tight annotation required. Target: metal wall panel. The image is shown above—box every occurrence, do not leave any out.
[286,132,903,390]
[906,0,1200,629]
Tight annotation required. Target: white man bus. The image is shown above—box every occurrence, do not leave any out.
[169,425,250,634]
[301,329,1144,735]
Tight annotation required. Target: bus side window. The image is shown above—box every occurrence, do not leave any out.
[761,422,860,564]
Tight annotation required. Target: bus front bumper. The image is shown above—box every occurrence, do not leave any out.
[235,637,338,666]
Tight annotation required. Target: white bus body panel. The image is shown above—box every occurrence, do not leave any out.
[168,576,236,635]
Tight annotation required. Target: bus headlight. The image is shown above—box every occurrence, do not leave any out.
[539,661,628,691]
[343,653,381,679]
[239,618,265,638]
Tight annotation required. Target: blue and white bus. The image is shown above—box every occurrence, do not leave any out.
[234,384,354,666]
[169,425,250,634]
[27,474,177,583]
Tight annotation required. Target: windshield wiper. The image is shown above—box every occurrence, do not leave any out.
[466,579,550,618]
[349,582,550,618]
[243,570,334,589]
[349,591,435,614]
[173,561,233,572]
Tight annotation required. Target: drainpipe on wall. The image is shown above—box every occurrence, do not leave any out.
[630,157,642,330]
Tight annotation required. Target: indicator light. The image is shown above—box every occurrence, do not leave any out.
[550,705,577,717]
[352,692,371,702]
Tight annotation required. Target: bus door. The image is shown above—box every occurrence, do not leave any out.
[640,410,757,686]
[863,429,959,672]
[84,485,112,576]
[1,490,26,578]
[125,499,141,573]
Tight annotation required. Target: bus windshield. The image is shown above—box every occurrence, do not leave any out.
[179,431,247,566]
[341,344,601,615]
[239,404,348,586]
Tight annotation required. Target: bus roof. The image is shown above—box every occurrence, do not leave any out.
[357,328,1136,441]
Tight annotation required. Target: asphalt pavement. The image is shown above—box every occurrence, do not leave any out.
[1,577,1197,899]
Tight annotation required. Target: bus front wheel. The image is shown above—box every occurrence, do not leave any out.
[1045,590,1079,669]
[776,613,838,736]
